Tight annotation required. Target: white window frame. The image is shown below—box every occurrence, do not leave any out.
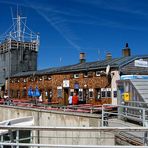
[96,71,100,76]
[74,74,79,78]
[89,89,94,98]
[84,72,88,78]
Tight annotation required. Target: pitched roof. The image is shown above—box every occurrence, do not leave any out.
[11,55,148,77]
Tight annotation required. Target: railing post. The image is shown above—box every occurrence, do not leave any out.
[143,108,148,146]
[16,130,19,148]
[102,105,104,127]
[143,108,146,127]
[1,135,3,148]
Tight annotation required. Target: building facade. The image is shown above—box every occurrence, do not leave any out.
[8,49,148,105]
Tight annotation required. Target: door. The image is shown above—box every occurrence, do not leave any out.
[83,89,89,104]
[64,88,69,105]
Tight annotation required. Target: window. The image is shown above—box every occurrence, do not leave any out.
[101,88,111,98]
[78,89,83,101]
[29,77,34,82]
[96,71,100,76]
[101,91,106,98]
[17,90,20,98]
[57,86,62,98]
[95,88,101,101]
[23,78,27,83]
[89,89,93,98]
[107,91,111,98]
[43,75,47,80]
[113,91,117,98]
[48,76,51,80]
[83,72,88,78]
[10,79,14,83]
[70,89,74,96]
[74,74,79,78]
[44,75,51,80]
[38,77,42,81]
[22,89,27,98]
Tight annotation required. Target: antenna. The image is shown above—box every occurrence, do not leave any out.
[10,7,15,29]
[59,57,62,66]
[98,49,101,61]
[0,6,40,47]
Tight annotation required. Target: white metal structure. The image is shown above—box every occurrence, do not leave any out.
[0,126,148,147]
[0,12,39,45]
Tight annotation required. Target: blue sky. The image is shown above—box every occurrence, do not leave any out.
[0,0,148,69]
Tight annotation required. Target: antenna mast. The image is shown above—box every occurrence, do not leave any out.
[17,15,21,41]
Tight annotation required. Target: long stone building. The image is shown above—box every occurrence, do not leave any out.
[7,44,148,105]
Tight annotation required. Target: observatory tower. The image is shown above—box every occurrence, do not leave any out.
[0,13,39,85]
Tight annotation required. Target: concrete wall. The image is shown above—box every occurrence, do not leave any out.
[0,105,114,145]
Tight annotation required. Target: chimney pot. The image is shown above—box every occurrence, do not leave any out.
[79,52,86,63]
[122,43,131,57]
[106,52,112,60]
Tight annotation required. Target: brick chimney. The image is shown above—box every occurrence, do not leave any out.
[106,52,112,60]
[79,52,86,63]
[122,43,131,57]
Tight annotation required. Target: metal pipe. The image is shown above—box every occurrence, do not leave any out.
[0,142,147,148]
[0,126,148,132]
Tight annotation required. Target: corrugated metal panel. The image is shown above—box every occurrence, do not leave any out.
[131,79,148,102]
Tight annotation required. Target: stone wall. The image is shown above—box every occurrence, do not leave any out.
[9,71,112,105]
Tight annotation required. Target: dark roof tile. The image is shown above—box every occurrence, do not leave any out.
[11,55,148,77]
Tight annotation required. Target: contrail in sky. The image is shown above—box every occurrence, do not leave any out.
[34,9,81,51]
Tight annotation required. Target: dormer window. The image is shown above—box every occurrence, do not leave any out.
[48,76,51,80]
[44,75,51,80]
[74,74,79,78]
[43,75,48,80]
[96,71,100,76]
[23,78,27,83]
[84,72,88,78]
[29,77,34,82]
[39,77,42,81]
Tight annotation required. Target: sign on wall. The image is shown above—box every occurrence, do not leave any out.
[74,83,79,89]
[135,59,148,67]
[63,80,69,88]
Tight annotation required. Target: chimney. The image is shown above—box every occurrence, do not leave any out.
[79,52,86,63]
[122,43,131,57]
[106,52,112,60]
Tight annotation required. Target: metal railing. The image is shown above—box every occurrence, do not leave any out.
[101,104,148,146]
[102,104,148,127]
[0,126,148,147]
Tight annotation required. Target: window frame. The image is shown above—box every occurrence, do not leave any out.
[74,74,79,78]
[96,71,100,76]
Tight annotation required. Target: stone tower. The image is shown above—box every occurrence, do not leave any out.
[0,14,39,86]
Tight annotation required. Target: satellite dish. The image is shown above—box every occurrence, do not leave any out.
[106,65,110,75]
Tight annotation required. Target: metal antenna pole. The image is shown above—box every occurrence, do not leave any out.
[17,15,21,41]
